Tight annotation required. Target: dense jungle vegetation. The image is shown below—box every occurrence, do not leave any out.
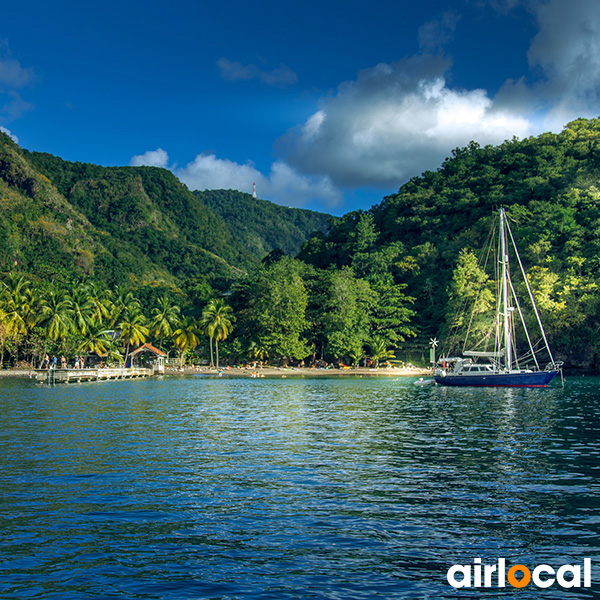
[2,117,600,371]
[197,189,333,258]
[299,117,600,371]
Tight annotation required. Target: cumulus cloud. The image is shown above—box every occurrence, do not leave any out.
[0,54,35,90]
[277,55,532,188]
[526,0,600,126]
[0,44,35,125]
[275,0,600,190]
[129,148,170,168]
[418,11,460,53]
[175,153,341,208]
[0,90,33,121]
[0,125,17,143]
[217,57,298,88]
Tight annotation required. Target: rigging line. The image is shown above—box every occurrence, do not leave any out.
[505,216,556,365]
[460,219,497,354]
[508,276,540,370]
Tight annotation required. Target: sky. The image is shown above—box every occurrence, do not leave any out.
[1,0,600,215]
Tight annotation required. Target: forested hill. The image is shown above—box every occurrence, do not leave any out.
[0,131,334,292]
[196,189,334,258]
[22,148,256,283]
[299,117,600,370]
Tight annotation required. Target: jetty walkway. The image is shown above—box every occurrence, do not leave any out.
[35,367,155,384]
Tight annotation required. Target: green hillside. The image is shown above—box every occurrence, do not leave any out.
[299,117,600,370]
[0,132,128,282]
[23,149,256,284]
[4,119,600,371]
[196,189,334,259]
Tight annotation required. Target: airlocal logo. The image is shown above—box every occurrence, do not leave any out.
[447,558,592,589]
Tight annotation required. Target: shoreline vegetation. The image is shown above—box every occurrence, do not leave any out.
[5,120,600,373]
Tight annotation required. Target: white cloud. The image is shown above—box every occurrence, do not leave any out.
[418,11,460,53]
[217,58,298,88]
[0,55,35,90]
[526,0,600,127]
[278,55,532,188]
[0,125,17,143]
[175,153,341,208]
[129,148,170,168]
[0,44,35,125]
[0,91,33,121]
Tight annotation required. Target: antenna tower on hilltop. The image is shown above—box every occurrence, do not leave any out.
[253,182,256,198]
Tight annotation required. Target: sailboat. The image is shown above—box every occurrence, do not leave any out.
[434,207,562,387]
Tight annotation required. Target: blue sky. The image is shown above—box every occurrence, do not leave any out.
[1,0,599,215]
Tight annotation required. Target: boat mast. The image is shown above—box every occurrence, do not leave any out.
[499,208,512,371]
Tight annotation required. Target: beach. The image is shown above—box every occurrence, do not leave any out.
[165,365,432,378]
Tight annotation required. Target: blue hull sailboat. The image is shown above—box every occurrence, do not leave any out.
[434,208,562,388]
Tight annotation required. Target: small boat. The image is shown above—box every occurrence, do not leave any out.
[434,208,562,388]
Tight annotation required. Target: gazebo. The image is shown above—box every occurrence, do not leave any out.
[130,343,167,373]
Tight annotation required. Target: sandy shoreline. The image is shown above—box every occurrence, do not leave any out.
[165,366,432,378]
[0,366,432,379]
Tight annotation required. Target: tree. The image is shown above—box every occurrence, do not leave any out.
[369,337,396,368]
[369,281,416,347]
[116,304,149,366]
[39,289,74,351]
[320,267,373,363]
[150,295,181,351]
[172,316,202,367]
[0,274,37,340]
[248,339,269,367]
[70,285,95,336]
[201,299,234,369]
[77,323,118,360]
[443,248,495,353]
[235,257,310,362]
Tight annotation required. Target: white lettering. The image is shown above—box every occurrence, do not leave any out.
[484,563,497,587]
[447,565,471,588]
[585,558,591,587]
[473,558,482,587]
[498,558,505,587]
[556,564,581,588]
[532,564,555,588]
[447,558,592,590]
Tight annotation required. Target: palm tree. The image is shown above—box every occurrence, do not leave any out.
[248,339,269,367]
[77,323,116,358]
[201,299,234,369]
[348,346,364,368]
[41,290,74,344]
[116,305,149,366]
[1,275,40,364]
[110,286,138,328]
[0,274,36,338]
[88,283,113,326]
[369,337,396,369]
[150,296,181,351]
[70,286,95,336]
[172,316,202,368]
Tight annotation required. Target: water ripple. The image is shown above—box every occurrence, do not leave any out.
[0,376,599,598]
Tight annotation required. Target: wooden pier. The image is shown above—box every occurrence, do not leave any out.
[35,367,155,384]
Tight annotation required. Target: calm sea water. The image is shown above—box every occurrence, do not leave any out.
[0,374,599,599]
